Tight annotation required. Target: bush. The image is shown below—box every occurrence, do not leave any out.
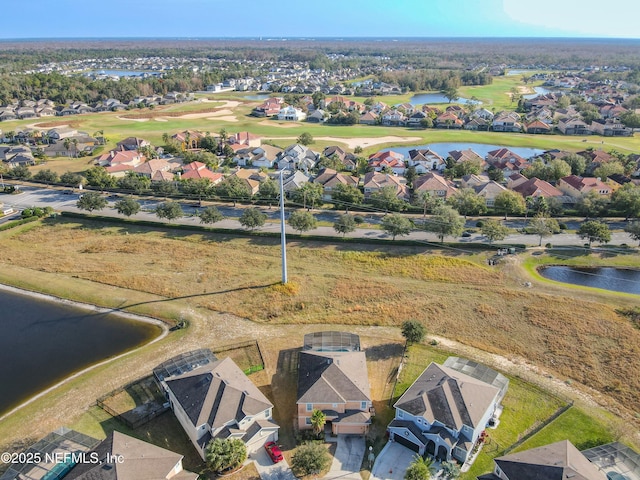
[559,223,568,230]
[475,220,484,228]
[292,442,330,477]
[545,243,552,248]
[353,215,365,224]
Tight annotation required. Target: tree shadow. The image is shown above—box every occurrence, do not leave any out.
[365,342,404,361]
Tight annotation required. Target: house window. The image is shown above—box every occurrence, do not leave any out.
[305,417,312,425]
[397,410,404,419]
[265,409,271,417]
[361,401,368,410]
[306,403,313,412]
[332,403,338,408]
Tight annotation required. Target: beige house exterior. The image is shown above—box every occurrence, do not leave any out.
[297,332,372,435]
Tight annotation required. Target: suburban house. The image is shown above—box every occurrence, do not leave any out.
[313,168,359,201]
[97,150,146,177]
[233,146,281,169]
[558,118,590,135]
[557,175,612,198]
[408,149,446,173]
[0,145,36,168]
[180,161,224,183]
[449,149,484,166]
[160,356,280,460]
[252,97,284,117]
[387,361,505,463]
[368,150,406,175]
[477,440,606,480]
[413,172,458,199]
[297,332,372,435]
[277,106,307,121]
[492,112,522,132]
[473,181,507,207]
[525,119,552,134]
[117,137,150,151]
[363,172,409,200]
[65,431,199,480]
[511,177,564,199]
[359,111,379,125]
[133,158,176,179]
[172,130,207,150]
[276,144,320,172]
[435,112,463,129]
[229,131,262,148]
[590,119,632,137]
[322,146,358,171]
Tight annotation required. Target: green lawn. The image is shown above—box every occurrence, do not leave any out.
[391,344,612,480]
[512,406,613,452]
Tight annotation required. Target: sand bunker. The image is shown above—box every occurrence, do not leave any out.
[208,115,238,122]
[316,136,422,149]
[116,116,149,122]
[259,120,301,129]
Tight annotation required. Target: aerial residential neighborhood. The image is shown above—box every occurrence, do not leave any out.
[1,4,640,480]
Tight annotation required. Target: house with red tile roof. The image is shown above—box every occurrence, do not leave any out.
[435,112,463,129]
[512,177,564,199]
[181,162,224,183]
[525,119,552,134]
[229,131,261,148]
[368,151,406,175]
[557,175,612,198]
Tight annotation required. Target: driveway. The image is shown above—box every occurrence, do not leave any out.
[325,435,366,480]
[371,442,416,480]
[252,446,296,480]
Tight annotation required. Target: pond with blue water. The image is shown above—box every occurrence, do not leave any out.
[0,287,162,416]
[381,142,544,159]
[538,266,640,295]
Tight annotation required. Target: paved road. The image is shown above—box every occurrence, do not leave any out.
[2,186,635,247]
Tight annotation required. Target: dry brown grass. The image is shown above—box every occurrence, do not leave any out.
[1,217,639,431]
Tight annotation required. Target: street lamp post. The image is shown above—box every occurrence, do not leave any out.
[279,171,288,284]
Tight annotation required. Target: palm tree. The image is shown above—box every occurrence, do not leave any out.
[310,409,326,436]
[71,138,79,158]
[63,138,71,156]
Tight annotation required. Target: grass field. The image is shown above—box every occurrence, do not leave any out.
[392,344,575,480]
[0,216,638,461]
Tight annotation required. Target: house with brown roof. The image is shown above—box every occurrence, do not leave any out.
[413,172,457,199]
[363,172,409,200]
[525,119,552,134]
[473,181,507,207]
[511,177,563,199]
[558,118,590,135]
[313,168,359,201]
[172,130,207,150]
[387,362,502,463]
[359,111,379,125]
[161,356,280,460]
[558,175,612,198]
[435,112,463,129]
[65,431,199,480]
[297,332,372,435]
[477,440,606,480]
[116,137,150,151]
[133,158,175,179]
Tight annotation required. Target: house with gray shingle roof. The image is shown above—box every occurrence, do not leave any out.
[387,362,501,463]
[65,431,199,480]
[297,332,372,435]
[477,440,606,480]
[161,357,279,460]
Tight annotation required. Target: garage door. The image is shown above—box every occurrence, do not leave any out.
[394,433,421,453]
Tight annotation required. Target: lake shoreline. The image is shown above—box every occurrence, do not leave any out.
[0,282,169,423]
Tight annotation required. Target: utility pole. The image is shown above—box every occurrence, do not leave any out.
[279,171,288,284]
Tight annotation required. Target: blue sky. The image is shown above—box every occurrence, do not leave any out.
[2,0,638,39]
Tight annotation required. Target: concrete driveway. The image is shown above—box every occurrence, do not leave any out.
[325,435,366,480]
[252,446,296,480]
[371,442,416,480]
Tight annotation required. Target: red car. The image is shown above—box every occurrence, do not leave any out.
[264,441,284,463]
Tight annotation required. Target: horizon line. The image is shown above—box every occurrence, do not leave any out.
[1,35,639,41]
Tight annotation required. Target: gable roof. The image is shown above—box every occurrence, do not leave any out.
[165,357,272,429]
[512,177,563,198]
[65,431,198,480]
[297,350,371,404]
[492,440,606,480]
[394,362,499,431]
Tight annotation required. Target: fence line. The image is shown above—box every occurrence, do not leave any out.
[501,401,574,455]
